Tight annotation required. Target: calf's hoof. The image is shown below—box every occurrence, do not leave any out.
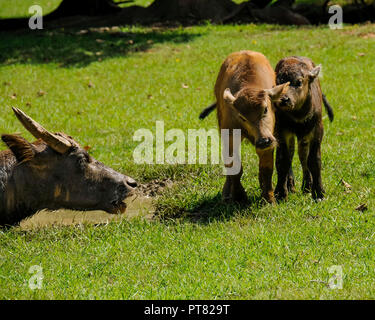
[287,178,296,193]
[262,192,276,204]
[232,187,248,203]
[222,186,248,204]
[302,187,311,194]
[275,186,288,201]
[302,180,312,194]
[312,188,325,201]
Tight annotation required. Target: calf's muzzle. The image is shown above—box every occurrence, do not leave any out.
[256,137,273,149]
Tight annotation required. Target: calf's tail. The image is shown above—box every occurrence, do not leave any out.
[199,102,216,120]
[322,93,334,122]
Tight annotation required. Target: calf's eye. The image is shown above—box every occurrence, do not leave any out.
[264,107,268,115]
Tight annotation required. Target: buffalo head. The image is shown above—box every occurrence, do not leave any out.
[0,107,136,226]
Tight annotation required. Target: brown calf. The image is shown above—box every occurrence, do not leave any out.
[200,51,289,203]
[273,56,334,200]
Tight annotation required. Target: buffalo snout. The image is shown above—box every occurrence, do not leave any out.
[125,176,137,189]
[114,175,137,200]
[108,175,137,214]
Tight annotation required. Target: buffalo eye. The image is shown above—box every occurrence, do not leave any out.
[76,152,90,168]
[77,156,86,167]
[294,79,302,87]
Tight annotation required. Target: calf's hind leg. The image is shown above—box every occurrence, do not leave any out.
[307,141,325,200]
[298,137,312,193]
[288,167,296,193]
[287,137,296,193]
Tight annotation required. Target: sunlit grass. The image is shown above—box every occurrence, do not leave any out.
[0,18,375,299]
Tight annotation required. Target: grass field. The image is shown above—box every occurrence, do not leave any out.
[1,2,375,299]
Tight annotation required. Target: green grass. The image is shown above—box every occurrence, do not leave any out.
[1,13,375,299]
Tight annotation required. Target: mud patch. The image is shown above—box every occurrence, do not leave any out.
[360,32,375,39]
[340,30,375,39]
[136,178,174,197]
[19,179,173,230]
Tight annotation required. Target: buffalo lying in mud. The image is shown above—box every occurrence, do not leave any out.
[0,107,137,227]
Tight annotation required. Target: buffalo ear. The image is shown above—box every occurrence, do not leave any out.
[309,65,321,82]
[265,82,290,102]
[1,134,35,163]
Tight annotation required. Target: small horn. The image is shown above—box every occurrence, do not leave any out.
[223,88,236,104]
[12,107,71,154]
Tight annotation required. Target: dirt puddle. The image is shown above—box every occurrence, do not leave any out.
[19,179,173,230]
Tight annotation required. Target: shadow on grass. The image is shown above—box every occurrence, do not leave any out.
[0,27,201,68]
[155,191,265,225]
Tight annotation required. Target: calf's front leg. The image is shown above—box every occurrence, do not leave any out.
[275,136,294,200]
[287,136,296,193]
[298,137,312,193]
[222,133,247,203]
[256,148,275,204]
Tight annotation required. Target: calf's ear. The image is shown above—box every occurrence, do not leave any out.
[1,134,35,164]
[265,82,290,102]
[223,88,236,105]
[309,65,321,81]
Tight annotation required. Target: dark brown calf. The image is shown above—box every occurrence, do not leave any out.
[200,51,289,203]
[273,56,333,200]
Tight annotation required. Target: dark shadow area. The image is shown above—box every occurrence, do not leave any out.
[294,1,375,25]
[155,192,265,225]
[0,27,201,68]
[1,0,374,32]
